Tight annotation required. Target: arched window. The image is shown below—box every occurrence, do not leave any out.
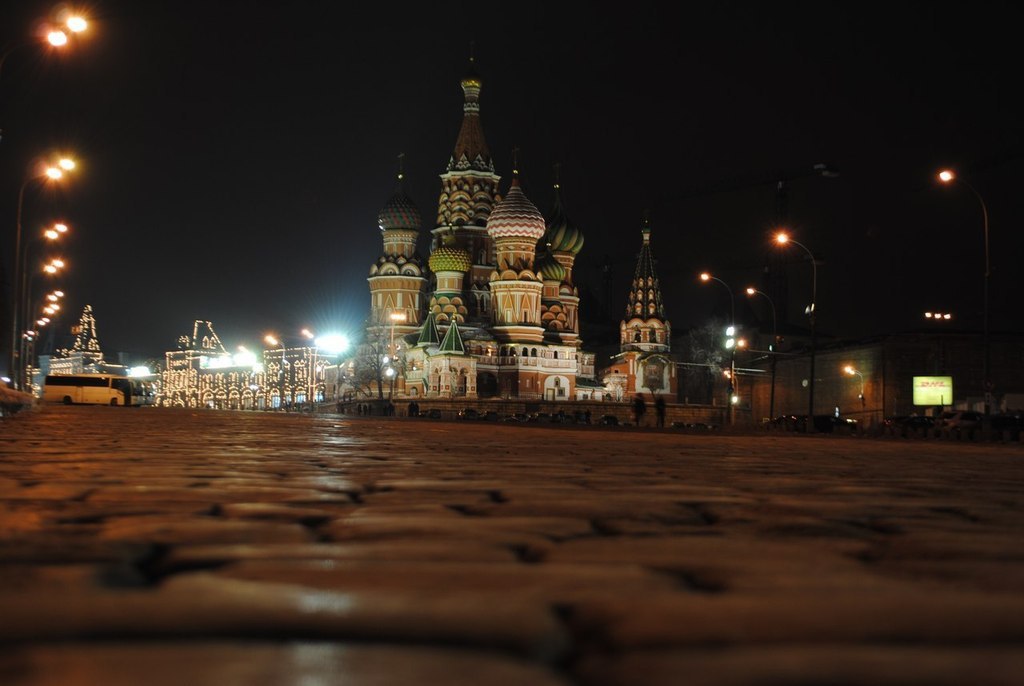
[531,348,538,357]
[522,347,529,357]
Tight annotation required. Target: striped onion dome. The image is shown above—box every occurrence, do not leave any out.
[486,177,546,240]
[429,231,471,272]
[543,186,584,255]
[536,252,566,282]
[429,244,472,273]
[377,188,421,231]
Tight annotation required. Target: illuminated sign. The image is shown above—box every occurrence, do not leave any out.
[913,376,953,406]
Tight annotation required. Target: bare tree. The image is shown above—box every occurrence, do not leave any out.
[351,325,392,401]
[681,317,726,404]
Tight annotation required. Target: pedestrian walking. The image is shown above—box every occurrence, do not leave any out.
[633,395,646,427]
[655,396,666,428]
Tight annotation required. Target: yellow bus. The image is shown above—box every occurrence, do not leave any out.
[42,374,149,406]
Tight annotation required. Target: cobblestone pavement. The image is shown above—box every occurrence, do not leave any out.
[1,406,1023,685]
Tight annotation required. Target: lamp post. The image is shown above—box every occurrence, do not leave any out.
[25,290,64,393]
[699,272,737,421]
[263,334,287,410]
[9,157,75,389]
[937,169,991,416]
[844,365,865,409]
[746,286,778,419]
[21,260,64,389]
[20,222,69,383]
[387,312,407,403]
[388,311,407,357]
[0,13,89,82]
[775,232,817,431]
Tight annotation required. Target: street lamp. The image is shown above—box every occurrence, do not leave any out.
[388,311,407,357]
[0,13,89,81]
[20,222,70,377]
[22,261,64,389]
[264,334,287,409]
[843,365,865,408]
[9,157,76,389]
[699,272,737,420]
[924,312,953,321]
[746,286,778,419]
[937,168,991,416]
[775,231,818,430]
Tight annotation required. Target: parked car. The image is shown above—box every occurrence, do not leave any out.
[457,408,480,420]
[598,414,619,426]
[421,408,442,419]
[481,410,500,421]
[527,412,551,423]
[771,414,857,433]
[502,412,529,423]
[884,415,936,430]
[992,413,1022,438]
[936,410,983,430]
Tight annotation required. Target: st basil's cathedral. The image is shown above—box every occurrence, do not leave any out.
[365,61,676,402]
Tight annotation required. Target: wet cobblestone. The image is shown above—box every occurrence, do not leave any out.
[1,406,1023,684]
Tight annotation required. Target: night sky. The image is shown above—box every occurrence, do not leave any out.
[2,1,1022,365]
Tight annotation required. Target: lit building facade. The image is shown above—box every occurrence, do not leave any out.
[599,219,678,400]
[366,62,595,401]
[159,320,336,409]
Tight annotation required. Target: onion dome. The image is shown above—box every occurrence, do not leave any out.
[543,184,584,255]
[536,252,566,282]
[429,244,472,273]
[378,158,421,231]
[377,189,421,231]
[487,177,546,240]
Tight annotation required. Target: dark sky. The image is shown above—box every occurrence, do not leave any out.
[2,1,1022,365]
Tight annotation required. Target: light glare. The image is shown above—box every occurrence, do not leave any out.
[67,16,88,32]
[48,30,68,46]
[938,170,955,183]
[315,333,350,355]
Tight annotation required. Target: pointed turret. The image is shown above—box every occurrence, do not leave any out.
[417,312,441,347]
[448,56,493,173]
[438,320,465,354]
[621,215,670,353]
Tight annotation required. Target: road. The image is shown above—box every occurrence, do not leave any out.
[1,406,1023,685]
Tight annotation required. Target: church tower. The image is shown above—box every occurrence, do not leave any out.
[433,58,502,320]
[538,177,585,347]
[600,216,676,400]
[621,216,670,352]
[487,170,545,344]
[368,159,428,340]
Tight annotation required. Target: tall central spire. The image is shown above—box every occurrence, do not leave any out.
[448,55,493,173]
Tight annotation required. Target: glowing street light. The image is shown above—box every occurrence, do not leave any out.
[775,230,819,429]
[1,11,90,82]
[844,365,865,408]
[937,167,992,415]
[699,273,738,420]
[746,286,779,419]
[10,155,77,389]
[66,16,89,33]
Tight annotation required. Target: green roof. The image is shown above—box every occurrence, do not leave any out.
[438,321,465,354]
[416,312,441,347]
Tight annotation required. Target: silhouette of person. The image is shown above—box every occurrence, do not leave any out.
[633,395,646,427]
[655,396,666,428]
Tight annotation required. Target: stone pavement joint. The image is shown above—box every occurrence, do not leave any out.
[1,406,1023,685]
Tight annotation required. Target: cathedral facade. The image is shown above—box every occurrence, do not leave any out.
[366,63,595,401]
